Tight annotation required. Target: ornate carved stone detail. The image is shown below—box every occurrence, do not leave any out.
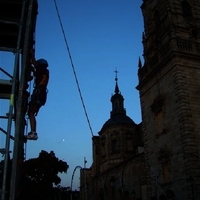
[157,148,170,161]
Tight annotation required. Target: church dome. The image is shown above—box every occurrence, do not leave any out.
[99,73,135,135]
[101,114,135,130]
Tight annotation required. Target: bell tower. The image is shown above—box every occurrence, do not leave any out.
[137,0,200,199]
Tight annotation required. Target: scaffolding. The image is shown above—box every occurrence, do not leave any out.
[0,0,38,199]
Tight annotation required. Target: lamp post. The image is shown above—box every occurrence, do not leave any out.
[84,157,88,200]
[110,177,115,200]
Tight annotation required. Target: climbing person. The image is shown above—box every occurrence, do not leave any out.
[26,49,49,140]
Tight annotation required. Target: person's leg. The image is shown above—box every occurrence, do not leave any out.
[29,110,36,132]
[27,102,38,140]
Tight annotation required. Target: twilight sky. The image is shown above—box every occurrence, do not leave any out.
[0,0,144,190]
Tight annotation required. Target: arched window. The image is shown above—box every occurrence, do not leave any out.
[111,139,119,153]
[181,1,192,18]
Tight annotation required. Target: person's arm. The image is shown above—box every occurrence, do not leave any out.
[38,72,49,86]
[30,49,38,67]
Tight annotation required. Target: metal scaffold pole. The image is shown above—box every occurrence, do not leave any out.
[1,0,27,199]
[0,0,38,199]
[10,0,35,199]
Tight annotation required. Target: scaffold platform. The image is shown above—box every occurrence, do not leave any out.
[0,0,37,51]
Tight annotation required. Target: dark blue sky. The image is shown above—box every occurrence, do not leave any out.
[0,0,144,189]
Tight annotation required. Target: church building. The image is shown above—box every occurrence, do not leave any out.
[80,0,200,199]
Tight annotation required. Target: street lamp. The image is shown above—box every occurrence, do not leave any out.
[110,177,115,200]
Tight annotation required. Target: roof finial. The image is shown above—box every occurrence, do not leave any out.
[114,68,120,94]
[114,68,119,82]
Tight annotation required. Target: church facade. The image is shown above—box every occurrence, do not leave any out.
[80,76,146,200]
[80,0,200,199]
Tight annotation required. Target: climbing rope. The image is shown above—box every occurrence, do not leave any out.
[53,0,94,137]
[24,80,32,160]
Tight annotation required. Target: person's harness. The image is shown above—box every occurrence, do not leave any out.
[31,68,49,106]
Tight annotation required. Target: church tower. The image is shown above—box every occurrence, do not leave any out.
[87,75,143,200]
[98,74,137,172]
[137,0,200,199]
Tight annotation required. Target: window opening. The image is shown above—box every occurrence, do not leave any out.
[182,1,192,18]
[112,140,119,153]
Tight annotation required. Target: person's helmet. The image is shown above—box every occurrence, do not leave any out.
[36,58,48,67]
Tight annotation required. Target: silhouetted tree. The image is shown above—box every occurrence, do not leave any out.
[17,150,69,200]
